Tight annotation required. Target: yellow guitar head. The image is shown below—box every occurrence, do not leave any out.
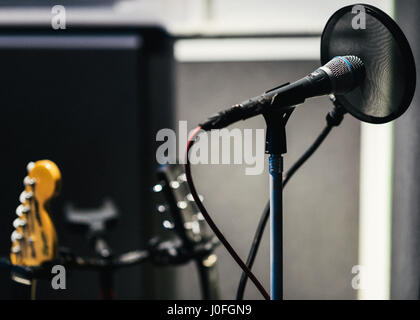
[10,160,61,267]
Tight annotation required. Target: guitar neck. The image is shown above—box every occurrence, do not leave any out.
[155,163,220,299]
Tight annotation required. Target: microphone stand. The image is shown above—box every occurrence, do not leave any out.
[261,95,346,300]
[263,107,294,300]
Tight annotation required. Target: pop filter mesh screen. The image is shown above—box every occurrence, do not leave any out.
[321,5,415,123]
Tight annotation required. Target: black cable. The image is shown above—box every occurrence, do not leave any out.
[236,98,346,300]
[236,202,270,300]
[185,126,271,300]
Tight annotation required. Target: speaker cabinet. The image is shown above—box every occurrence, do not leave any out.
[0,27,174,299]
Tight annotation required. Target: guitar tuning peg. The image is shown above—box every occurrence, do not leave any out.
[177,173,187,183]
[156,204,167,213]
[169,181,180,189]
[11,245,21,254]
[184,221,200,231]
[186,193,204,202]
[153,184,163,193]
[185,221,202,241]
[13,218,26,229]
[19,191,33,204]
[11,230,23,242]
[26,162,35,173]
[162,220,174,230]
[23,176,35,187]
[177,201,187,209]
[16,204,29,217]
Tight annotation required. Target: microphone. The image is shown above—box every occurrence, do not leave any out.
[200,55,365,131]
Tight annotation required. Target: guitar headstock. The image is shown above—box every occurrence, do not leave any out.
[10,160,61,267]
[154,164,212,246]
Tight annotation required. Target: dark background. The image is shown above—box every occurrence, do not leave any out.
[0,28,175,299]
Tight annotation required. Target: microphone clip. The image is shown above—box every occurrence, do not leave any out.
[263,107,295,155]
[326,94,347,127]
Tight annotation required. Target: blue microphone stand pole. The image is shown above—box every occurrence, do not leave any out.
[263,108,294,300]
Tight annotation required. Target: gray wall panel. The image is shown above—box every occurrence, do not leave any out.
[392,0,420,300]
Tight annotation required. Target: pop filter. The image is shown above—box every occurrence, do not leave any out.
[321,4,416,124]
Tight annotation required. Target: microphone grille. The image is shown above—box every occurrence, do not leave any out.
[325,57,351,77]
[343,55,364,71]
[324,55,365,94]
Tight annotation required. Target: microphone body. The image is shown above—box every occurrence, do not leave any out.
[200,56,364,131]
